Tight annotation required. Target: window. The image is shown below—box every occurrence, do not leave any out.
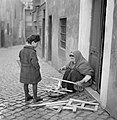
[59,18,67,49]
[14,6,16,19]
[7,23,9,35]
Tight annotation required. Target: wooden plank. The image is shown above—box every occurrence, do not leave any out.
[81,103,85,107]
[43,88,66,94]
[68,98,99,111]
[51,77,77,85]
[89,100,97,103]
[76,105,98,111]
[29,100,69,107]
[94,105,99,111]
[66,100,72,106]
[46,102,67,107]
[73,106,77,113]
[70,98,99,106]
[57,106,63,113]
[62,106,74,110]
[60,88,73,92]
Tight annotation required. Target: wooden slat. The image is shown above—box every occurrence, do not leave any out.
[70,98,99,106]
[29,100,69,107]
[51,77,77,84]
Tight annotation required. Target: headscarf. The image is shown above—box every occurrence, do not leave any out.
[67,50,94,77]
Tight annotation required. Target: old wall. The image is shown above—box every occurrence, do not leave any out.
[0,0,25,47]
[105,0,117,118]
[78,0,92,60]
[32,0,46,57]
[46,0,80,69]
[25,9,33,38]
[12,0,25,45]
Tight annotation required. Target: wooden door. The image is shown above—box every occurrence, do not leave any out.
[89,0,107,92]
[48,15,52,61]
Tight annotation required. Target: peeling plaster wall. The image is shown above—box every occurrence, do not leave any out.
[46,0,80,69]
[78,0,92,60]
[105,0,117,118]
[0,0,25,47]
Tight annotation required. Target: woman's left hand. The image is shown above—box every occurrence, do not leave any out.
[76,75,91,85]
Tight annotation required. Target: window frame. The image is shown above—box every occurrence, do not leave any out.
[59,18,67,50]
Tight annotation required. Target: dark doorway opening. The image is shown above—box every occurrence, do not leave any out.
[42,10,45,58]
[48,15,52,61]
[1,30,5,47]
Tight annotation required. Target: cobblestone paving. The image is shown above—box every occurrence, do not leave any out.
[0,45,116,120]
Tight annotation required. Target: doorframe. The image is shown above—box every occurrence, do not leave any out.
[100,0,114,108]
[48,15,52,61]
[0,21,5,47]
[88,0,107,93]
[78,0,107,93]
[1,29,5,47]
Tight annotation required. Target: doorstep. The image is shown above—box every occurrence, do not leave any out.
[85,87,100,103]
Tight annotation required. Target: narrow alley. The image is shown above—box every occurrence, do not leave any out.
[0,45,115,120]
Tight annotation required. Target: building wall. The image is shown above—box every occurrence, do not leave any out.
[32,0,46,57]
[25,9,33,38]
[12,0,25,45]
[46,0,80,69]
[0,0,25,47]
[78,0,92,60]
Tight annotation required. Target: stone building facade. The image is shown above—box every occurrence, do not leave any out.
[32,0,117,119]
[32,0,46,57]
[0,0,25,47]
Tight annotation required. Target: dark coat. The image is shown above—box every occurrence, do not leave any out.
[19,46,41,84]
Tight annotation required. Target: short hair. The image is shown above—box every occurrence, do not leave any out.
[26,35,40,44]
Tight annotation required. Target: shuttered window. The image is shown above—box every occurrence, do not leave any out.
[60,18,67,49]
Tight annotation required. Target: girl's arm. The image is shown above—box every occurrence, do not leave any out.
[30,51,40,70]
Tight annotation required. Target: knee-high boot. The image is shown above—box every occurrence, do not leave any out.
[33,83,43,102]
[24,84,33,102]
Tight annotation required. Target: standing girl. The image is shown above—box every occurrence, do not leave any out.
[19,35,43,102]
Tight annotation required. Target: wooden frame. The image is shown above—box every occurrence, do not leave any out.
[29,98,99,112]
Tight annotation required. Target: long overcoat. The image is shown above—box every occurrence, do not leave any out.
[19,46,41,84]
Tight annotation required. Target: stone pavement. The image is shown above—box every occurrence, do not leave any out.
[0,45,116,120]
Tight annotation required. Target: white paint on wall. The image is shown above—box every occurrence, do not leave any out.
[78,0,92,60]
[100,0,114,108]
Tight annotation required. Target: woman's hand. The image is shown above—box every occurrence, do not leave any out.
[76,81,82,86]
[59,66,66,71]
[76,75,91,85]
[56,80,62,90]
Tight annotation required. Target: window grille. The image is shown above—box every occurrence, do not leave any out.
[59,18,67,49]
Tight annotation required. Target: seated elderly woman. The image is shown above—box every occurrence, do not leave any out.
[59,50,94,92]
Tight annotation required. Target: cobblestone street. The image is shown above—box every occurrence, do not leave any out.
[0,45,116,120]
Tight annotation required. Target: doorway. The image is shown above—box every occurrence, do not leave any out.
[42,10,45,58]
[1,30,5,47]
[48,15,52,61]
[89,0,107,93]
[42,18,45,58]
